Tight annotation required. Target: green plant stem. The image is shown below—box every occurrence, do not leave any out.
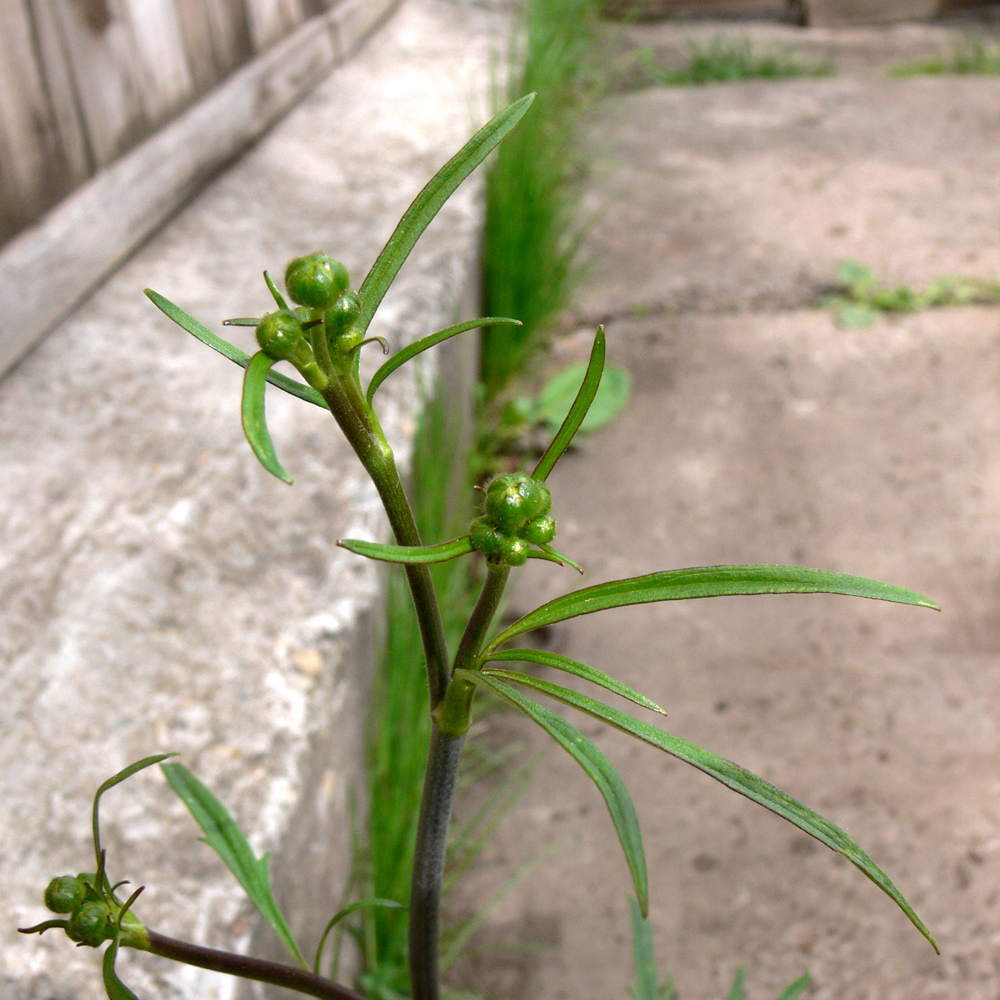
[321,376,450,708]
[142,929,365,1000]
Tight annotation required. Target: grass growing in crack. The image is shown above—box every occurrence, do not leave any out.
[890,33,1000,77]
[480,0,602,401]
[625,35,833,88]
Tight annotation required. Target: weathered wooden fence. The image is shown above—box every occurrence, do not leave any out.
[0,0,349,246]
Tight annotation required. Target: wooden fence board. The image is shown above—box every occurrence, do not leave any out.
[122,0,196,121]
[0,0,400,377]
[247,0,306,51]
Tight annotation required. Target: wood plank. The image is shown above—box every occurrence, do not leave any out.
[121,0,196,121]
[246,0,306,52]
[0,0,401,377]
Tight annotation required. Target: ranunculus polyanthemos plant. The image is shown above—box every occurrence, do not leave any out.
[20,93,939,1000]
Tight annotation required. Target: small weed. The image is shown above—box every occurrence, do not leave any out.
[626,35,833,88]
[822,259,1000,328]
[890,33,1000,77]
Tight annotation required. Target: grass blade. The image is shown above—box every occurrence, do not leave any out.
[723,968,745,1000]
[337,535,473,564]
[366,317,521,404]
[357,94,536,335]
[457,668,649,915]
[775,973,810,1000]
[161,762,308,969]
[628,896,667,1000]
[532,326,605,481]
[483,648,665,715]
[145,290,327,409]
[485,565,938,653]
[485,671,938,952]
[242,351,292,484]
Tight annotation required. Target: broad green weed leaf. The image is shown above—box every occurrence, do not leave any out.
[103,936,140,1000]
[532,327,606,481]
[337,535,474,564]
[484,565,938,653]
[145,290,327,409]
[775,973,810,1000]
[483,648,664,715]
[535,362,632,434]
[93,754,178,872]
[458,668,648,916]
[835,259,875,292]
[358,94,535,334]
[367,318,521,404]
[242,351,292,484]
[161,762,307,969]
[836,302,880,328]
[482,671,938,951]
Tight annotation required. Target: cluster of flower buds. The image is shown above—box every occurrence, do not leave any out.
[469,472,556,566]
[254,252,363,386]
[43,873,113,947]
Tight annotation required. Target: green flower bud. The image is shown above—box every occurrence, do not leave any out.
[469,515,505,559]
[521,513,556,545]
[66,901,110,947]
[499,535,529,566]
[44,875,88,914]
[285,252,350,310]
[256,310,306,361]
[324,290,363,356]
[484,473,551,533]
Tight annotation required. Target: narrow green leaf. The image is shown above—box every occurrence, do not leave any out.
[103,936,141,1000]
[366,317,521,404]
[357,94,536,334]
[161,762,308,969]
[775,973,810,1000]
[485,565,938,654]
[484,671,938,952]
[242,351,292,484]
[723,968,745,1000]
[145,290,327,409]
[337,535,474,565]
[532,327,606,481]
[536,362,632,435]
[457,668,648,916]
[314,899,405,975]
[628,896,664,1000]
[526,544,584,574]
[93,754,178,873]
[483,648,665,715]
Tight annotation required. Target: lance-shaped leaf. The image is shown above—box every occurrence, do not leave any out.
[161,762,308,969]
[103,935,141,1000]
[775,973,811,1000]
[532,327,606,481]
[457,668,649,916]
[337,535,474,564]
[242,351,292,484]
[357,94,535,334]
[93,753,178,874]
[485,565,938,654]
[145,290,327,409]
[480,669,938,952]
[627,896,671,1000]
[366,317,521,404]
[483,648,665,715]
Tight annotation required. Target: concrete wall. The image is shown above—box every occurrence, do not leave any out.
[1,2,501,997]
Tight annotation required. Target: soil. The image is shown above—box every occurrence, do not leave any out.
[448,15,1000,1000]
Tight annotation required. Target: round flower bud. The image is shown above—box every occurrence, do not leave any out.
[256,310,305,361]
[66,901,110,947]
[469,515,505,559]
[284,252,350,310]
[44,875,88,914]
[499,535,529,566]
[484,473,551,533]
[324,290,362,340]
[521,513,556,546]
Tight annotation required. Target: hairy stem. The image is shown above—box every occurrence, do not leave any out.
[408,726,464,1000]
[142,929,365,1000]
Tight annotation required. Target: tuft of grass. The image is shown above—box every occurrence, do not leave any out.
[890,33,1000,77]
[480,0,602,401]
[626,35,833,88]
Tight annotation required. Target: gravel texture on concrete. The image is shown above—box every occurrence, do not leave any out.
[1,2,500,997]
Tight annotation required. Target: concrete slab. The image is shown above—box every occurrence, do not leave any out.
[1,1,502,997]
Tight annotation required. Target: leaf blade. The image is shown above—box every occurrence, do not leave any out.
[366,317,521,404]
[358,94,536,334]
[103,936,141,1000]
[336,535,474,565]
[482,648,665,715]
[532,327,606,481]
[145,289,327,409]
[242,351,292,484]
[488,672,938,952]
[485,565,938,653]
[458,669,648,915]
[161,762,307,969]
